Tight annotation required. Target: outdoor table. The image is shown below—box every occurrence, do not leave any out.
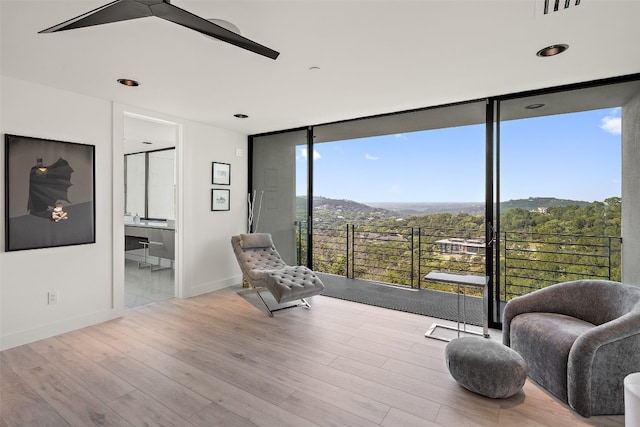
[423,271,490,342]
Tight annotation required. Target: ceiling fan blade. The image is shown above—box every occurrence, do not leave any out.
[150,2,279,60]
[39,0,153,33]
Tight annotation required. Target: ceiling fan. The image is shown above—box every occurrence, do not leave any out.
[39,0,279,60]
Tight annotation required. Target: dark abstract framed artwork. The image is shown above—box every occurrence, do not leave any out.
[4,134,96,251]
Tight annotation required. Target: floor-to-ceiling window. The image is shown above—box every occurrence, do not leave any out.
[249,76,640,328]
[493,79,640,322]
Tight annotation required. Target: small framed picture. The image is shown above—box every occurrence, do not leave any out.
[211,189,230,211]
[212,162,230,185]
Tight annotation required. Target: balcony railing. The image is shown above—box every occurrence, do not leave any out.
[501,230,621,300]
[297,222,621,301]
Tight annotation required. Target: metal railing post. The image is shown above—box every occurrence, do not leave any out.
[503,231,508,301]
[607,236,612,280]
[410,227,415,288]
[350,224,355,279]
[297,221,302,265]
[346,224,350,278]
[418,228,422,289]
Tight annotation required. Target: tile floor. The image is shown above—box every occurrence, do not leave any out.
[124,258,174,309]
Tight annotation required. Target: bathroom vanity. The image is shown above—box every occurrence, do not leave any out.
[125,220,175,261]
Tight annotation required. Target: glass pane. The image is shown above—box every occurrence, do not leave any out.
[296,141,309,266]
[147,149,176,220]
[498,104,622,303]
[310,101,487,300]
[125,153,145,217]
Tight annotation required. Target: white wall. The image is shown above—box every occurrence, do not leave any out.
[181,122,248,297]
[1,77,248,350]
[622,91,640,285]
[0,76,116,350]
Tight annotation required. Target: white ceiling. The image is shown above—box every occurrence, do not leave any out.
[2,0,640,138]
[124,114,178,153]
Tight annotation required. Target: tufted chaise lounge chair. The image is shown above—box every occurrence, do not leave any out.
[231,233,325,316]
[503,279,640,417]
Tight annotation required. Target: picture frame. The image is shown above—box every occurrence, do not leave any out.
[4,134,96,251]
[212,161,230,185]
[211,189,230,211]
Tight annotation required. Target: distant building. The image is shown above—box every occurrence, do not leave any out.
[531,207,550,214]
[436,237,486,255]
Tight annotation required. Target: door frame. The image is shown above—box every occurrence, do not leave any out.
[112,104,184,310]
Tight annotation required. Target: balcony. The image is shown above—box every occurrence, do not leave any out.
[297,222,621,324]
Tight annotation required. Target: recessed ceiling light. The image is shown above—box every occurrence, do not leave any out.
[525,103,545,109]
[234,113,249,119]
[536,44,569,57]
[117,78,140,87]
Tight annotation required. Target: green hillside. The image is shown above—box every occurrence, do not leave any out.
[296,196,592,223]
[295,195,622,298]
[297,196,393,222]
[500,197,589,210]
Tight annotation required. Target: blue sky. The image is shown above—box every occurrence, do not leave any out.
[297,107,622,203]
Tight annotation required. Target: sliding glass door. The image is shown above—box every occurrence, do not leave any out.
[493,80,638,322]
[312,102,488,288]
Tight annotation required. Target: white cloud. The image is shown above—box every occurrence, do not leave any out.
[365,153,379,160]
[300,148,321,160]
[600,108,622,135]
[395,133,408,140]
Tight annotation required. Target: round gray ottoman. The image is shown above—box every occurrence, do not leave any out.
[445,337,527,398]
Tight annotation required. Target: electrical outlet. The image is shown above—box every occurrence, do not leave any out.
[48,291,58,305]
[236,148,243,157]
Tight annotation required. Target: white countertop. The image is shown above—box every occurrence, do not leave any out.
[125,220,175,230]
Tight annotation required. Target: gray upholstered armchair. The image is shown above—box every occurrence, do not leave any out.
[503,280,640,417]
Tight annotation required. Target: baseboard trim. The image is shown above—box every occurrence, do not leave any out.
[0,308,123,351]
[184,275,242,298]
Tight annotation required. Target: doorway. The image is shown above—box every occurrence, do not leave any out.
[123,114,178,309]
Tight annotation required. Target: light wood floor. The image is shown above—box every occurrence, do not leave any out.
[0,288,624,426]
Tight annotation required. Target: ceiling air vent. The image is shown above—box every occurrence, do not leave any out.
[544,0,581,14]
